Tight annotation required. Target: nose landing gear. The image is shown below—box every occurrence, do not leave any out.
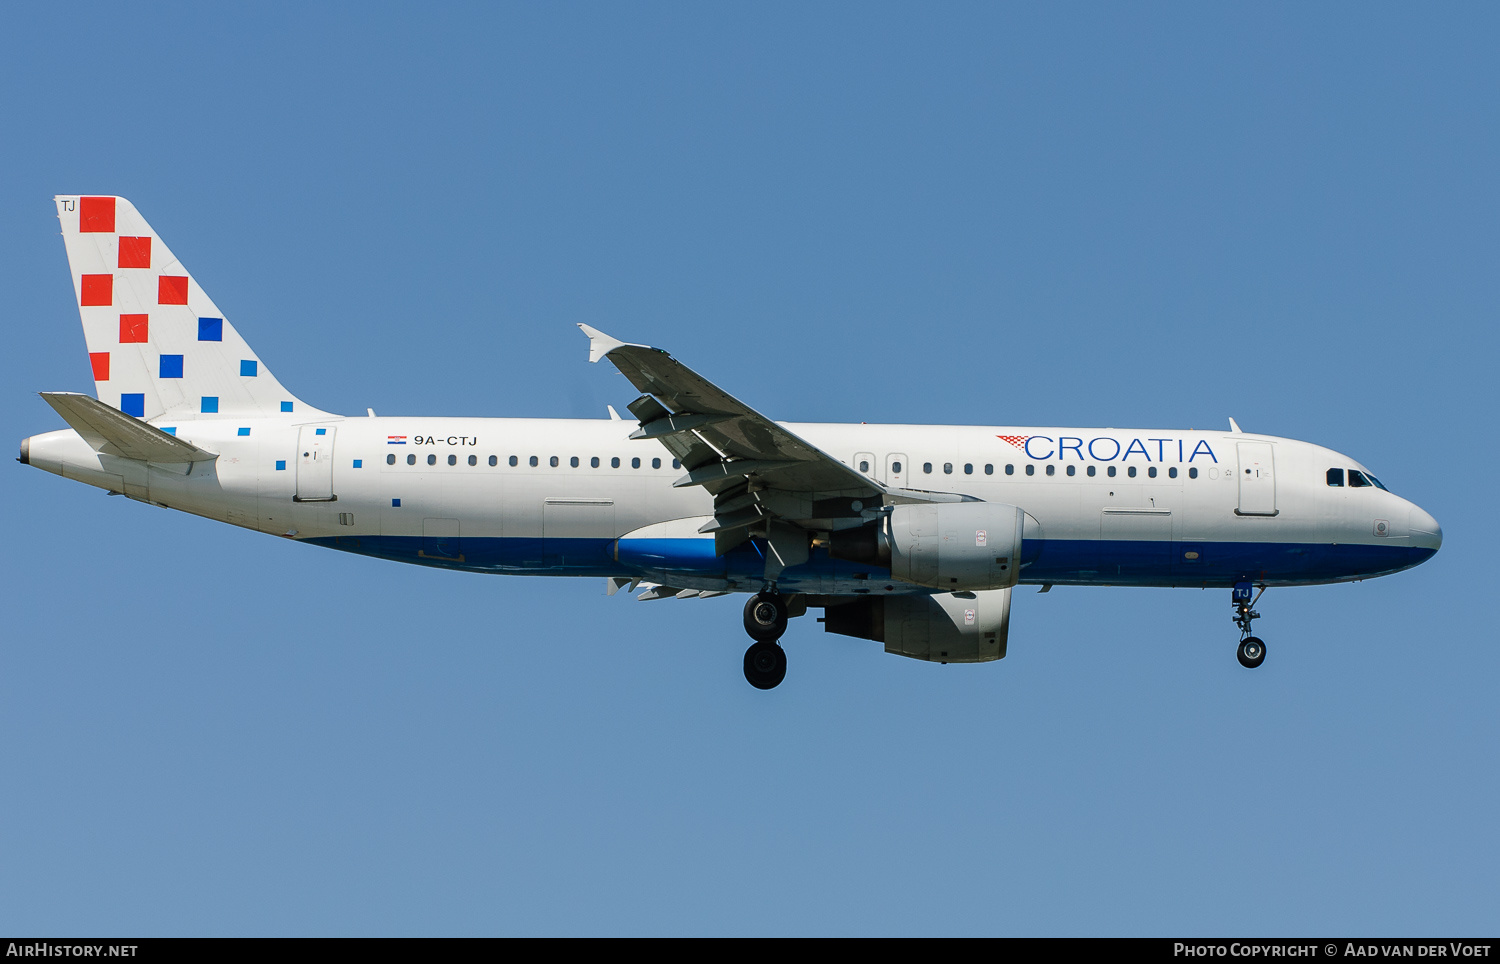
[1232,582,1267,669]
[743,592,789,689]
[1237,636,1266,669]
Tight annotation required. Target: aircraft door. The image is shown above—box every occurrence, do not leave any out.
[294,425,337,502]
[1236,442,1277,516]
[543,498,616,568]
[421,518,462,560]
[884,453,909,487]
[854,451,876,479]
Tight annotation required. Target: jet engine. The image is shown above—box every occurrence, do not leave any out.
[822,588,1012,663]
[829,502,1024,591]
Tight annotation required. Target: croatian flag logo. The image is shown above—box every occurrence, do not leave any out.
[997,435,1029,449]
[387,436,407,444]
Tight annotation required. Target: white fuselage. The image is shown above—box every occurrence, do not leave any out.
[23,415,1442,593]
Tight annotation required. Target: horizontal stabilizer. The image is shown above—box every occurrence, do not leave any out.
[40,392,217,463]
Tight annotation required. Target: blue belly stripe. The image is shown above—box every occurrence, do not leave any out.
[303,534,1436,589]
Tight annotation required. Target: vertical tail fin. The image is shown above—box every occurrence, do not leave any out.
[55,195,321,421]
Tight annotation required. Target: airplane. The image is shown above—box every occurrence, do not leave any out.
[20,196,1443,689]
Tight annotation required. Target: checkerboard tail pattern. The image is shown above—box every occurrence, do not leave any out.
[54,195,316,421]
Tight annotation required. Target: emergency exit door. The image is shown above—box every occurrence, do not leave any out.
[294,425,337,502]
[1236,442,1276,516]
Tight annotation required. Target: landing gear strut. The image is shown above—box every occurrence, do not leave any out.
[1232,582,1267,669]
[743,592,789,689]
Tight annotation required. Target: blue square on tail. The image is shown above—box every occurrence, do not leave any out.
[121,393,144,417]
[198,317,223,341]
[280,402,293,412]
[240,360,258,377]
[276,460,286,471]
[391,498,401,507]
[159,354,183,378]
[353,459,362,468]
[237,427,250,436]
[200,396,219,414]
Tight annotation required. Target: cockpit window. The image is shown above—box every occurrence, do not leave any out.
[1368,475,1388,491]
[1327,468,1344,487]
[1348,470,1371,488]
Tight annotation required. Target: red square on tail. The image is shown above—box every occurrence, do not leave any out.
[118,236,151,269]
[90,352,110,381]
[158,276,188,305]
[79,197,115,233]
[119,314,148,343]
[80,274,113,306]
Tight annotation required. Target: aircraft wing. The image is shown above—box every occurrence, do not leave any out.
[579,325,966,574]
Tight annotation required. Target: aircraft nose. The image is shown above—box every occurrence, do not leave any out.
[1410,504,1443,552]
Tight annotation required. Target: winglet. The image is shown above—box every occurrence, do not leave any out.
[577,324,630,364]
[1228,417,1243,433]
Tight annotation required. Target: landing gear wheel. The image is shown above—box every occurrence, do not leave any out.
[743,593,788,642]
[1237,636,1266,669]
[744,641,787,689]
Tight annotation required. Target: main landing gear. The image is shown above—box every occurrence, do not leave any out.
[1233,582,1267,669]
[743,592,789,689]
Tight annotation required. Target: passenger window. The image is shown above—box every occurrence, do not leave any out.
[964,463,973,475]
[672,459,681,469]
[631,457,640,469]
[428,454,437,466]
[612,457,620,468]
[923,463,933,474]
[468,455,477,466]
[652,458,661,469]
[570,456,579,467]
[489,456,498,466]
[1066,465,1076,477]
[1349,470,1371,488]
[386,454,395,465]
[1148,466,1157,478]
[1005,464,1014,476]
[943,463,953,474]
[1087,465,1096,477]
[407,454,416,465]
[1326,468,1344,486]
[1127,466,1137,478]
[1107,466,1116,478]
[1188,467,1198,479]
[591,457,600,468]
[529,456,538,467]
[509,456,518,466]
[550,456,559,467]
[1045,464,1055,476]
[448,454,457,466]
[1168,467,1177,479]
[1025,464,1034,476]
[984,464,993,475]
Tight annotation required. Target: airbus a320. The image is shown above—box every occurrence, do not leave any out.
[20,196,1442,688]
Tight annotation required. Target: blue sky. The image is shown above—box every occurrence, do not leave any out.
[1,3,1495,935]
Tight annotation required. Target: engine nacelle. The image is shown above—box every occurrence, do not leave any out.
[889,502,1024,591]
[822,588,1012,663]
